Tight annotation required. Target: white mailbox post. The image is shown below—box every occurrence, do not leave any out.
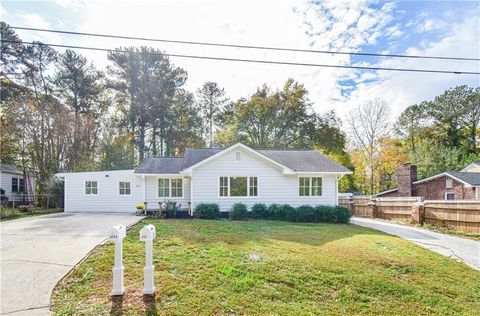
[139,224,156,295]
[107,224,126,296]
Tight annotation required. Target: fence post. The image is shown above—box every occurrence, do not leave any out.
[367,199,378,218]
[411,201,425,224]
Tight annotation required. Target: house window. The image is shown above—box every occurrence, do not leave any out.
[446,178,453,189]
[19,178,25,192]
[445,193,455,200]
[299,177,310,196]
[235,151,241,161]
[158,179,170,197]
[299,177,322,196]
[219,176,257,197]
[85,181,98,195]
[230,176,248,196]
[171,179,183,197]
[119,182,131,195]
[11,178,18,192]
[312,177,322,196]
[219,177,228,196]
[249,177,258,196]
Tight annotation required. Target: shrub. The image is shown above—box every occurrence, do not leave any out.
[229,203,248,220]
[335,206,352,223]
[267,203,281,220]
[315,205,337,223]
[251,203,268,219]
[194,203,220,219]
[296,205,316,222]
[280,204,297,222]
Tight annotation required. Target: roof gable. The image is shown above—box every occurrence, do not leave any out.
[134,143,352,175]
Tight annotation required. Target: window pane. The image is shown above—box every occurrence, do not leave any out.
[86,181,97,195]
[230,177,247,196]
[171,179,183,197]
[311,177,322,196]
[299,177,310,196]
[219,177,228,196]
[12,178,18,192]
[249,177,258,196]
[119,182,131,195]
[158,179,170,197]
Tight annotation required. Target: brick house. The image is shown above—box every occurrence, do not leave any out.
[377,164,480,200]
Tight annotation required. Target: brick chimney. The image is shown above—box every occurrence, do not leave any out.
[396,164,417,197]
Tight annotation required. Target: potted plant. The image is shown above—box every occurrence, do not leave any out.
[136,203,144,215]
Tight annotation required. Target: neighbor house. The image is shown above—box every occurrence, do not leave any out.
[377,164,480,200]
[56,143,352,213]
[0,164,36,203]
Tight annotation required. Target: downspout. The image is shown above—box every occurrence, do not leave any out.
[190,172,194,216]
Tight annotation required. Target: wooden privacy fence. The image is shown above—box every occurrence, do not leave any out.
[424,201,480,233]
[339,196,480,233]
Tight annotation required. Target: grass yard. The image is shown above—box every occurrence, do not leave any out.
[0,207,62,221]
[52,220,480,315]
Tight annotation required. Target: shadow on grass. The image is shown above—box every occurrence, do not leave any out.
[110,295,123,315]
[143,294,157,315]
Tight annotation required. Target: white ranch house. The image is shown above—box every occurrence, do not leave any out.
[56,143,351,213]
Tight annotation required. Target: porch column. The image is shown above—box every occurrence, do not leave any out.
[142,175,146,202]
[190,176,194,216]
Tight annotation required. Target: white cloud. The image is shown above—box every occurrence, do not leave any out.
[0,4,5,20]
[416,18,447,33]
[15,12,61,43]
[337,16,480,122]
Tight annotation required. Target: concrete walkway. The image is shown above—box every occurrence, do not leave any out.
[0,212,144,315]
[352,217,480,271]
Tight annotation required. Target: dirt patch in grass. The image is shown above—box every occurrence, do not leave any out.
[51,219,480,315]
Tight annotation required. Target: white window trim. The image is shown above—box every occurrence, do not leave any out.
[444,192,455,200]
[157,177,184,199]
[298,176,323,197]
[84,180,98,196]
[118,181,132,196]
[218,176,259,198]
[235,151,241,162]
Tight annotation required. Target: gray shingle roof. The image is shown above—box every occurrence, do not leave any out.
[135,157,183,174]
[257,149,351,173]
[0,164,23,175]
[447,172,480,186]
[134,145,351,174]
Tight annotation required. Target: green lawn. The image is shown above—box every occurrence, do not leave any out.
[52,220,480,315]
[0,207,62,221]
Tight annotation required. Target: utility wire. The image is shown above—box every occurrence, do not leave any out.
[10,26,480,62]
[5,40,479,75]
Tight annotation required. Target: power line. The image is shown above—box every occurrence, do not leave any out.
[11,26,480,62]
[6,40,479,75]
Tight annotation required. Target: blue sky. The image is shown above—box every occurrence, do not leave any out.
[1,0,479,119]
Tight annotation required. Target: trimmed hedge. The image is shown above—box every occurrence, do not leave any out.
[194,203,220,219]
[251,203,268,219]
[229,203,248,220]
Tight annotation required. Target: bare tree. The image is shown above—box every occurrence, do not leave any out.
[348,99,391,195]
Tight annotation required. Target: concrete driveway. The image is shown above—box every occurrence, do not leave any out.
[0,212,144,315]
[352,217,480,271]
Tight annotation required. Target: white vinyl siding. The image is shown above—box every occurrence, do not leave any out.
[0,172,36,201]
[62,170,142,212]
[191,147,338,211]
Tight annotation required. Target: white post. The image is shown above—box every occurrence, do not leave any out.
[139,224,156,295]
[107,224,126,296]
